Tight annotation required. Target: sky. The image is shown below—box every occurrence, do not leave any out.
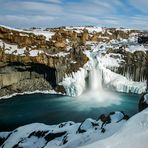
[0,0,148,29]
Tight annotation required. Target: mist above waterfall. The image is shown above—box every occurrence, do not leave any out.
[76,50,122,107]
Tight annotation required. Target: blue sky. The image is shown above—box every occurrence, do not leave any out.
[0,0,147,29]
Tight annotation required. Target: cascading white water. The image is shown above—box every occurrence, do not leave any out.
[89,64,102,91]
[87,48,104,92]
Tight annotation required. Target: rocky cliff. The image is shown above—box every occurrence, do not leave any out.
[0,26,89,97]
[0,25,147,97]
[106,47,148,82]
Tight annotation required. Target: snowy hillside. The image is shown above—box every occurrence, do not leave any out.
[0,111,129,148]
[81,108,148,148]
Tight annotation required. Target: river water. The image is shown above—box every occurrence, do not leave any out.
[0,92,140,131]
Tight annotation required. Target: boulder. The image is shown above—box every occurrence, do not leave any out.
[54,41,66,48]
[139,93,148,112]
[109,111,129,123]
[77,118,99,133]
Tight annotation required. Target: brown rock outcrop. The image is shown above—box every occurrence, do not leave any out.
[0,26,89,97]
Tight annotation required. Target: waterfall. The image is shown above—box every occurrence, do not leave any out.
[89,65,102,91]
[61,46,146,96]
[88,49,103,91]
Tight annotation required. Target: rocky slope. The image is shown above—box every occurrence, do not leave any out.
[0,25,147,97]
[0,111,129,148]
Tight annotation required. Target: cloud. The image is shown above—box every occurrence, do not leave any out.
[99,15,148,29]
[0,15,56,28]
[0,0,147,29]
[129,0,148,14]
[65,0,117,16]
[42,0,62,3]
[2,1,63,15]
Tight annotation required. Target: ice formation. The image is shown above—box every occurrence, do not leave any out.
[61,43,146,96]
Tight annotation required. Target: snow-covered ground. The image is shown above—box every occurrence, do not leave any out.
[125,44,147,53]
[0,111,128,148]
[0,90,62,100]
[26,29,55,40]
[0,25,55,40]
[65,26,103,33]
[81,108,148,148]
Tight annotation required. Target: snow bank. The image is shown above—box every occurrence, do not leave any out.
[102,67,146,94]
[110,111,125,123]
[101,53,124,68]
[0,25,24,32]
[0,90,61,100]
[27,29,55,40]
[81,108,148,148]
[66,26,102,33]
[85,27,102,33]
[46,52,70,57]
[0,25,55,40]
[125,45,146,53]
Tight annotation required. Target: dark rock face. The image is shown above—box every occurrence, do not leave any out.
[0,138,5,146]
[28,130,67,142]
[0,63,57,97]
[138,35,148,44]
[44,131,67,142]
[106,48,148,82]
[139,93,148,112]
[30,63,57,87]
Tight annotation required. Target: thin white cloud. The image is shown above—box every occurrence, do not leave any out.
[3,1,63,15]
[0,15,56,28]
[65,0,117,16]
[99,15,148,29]
[129,0,148,13]
[42,0,62,3]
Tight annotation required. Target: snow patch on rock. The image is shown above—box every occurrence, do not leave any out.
[0,40,26,56]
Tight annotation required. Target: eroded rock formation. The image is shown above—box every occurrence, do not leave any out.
[0,26,89,97]
[0,25,147,97]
